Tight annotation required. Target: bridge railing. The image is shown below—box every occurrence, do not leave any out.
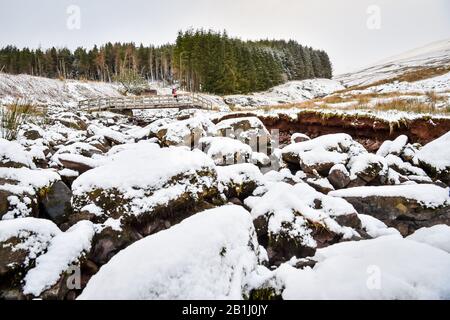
[78,93,217,112]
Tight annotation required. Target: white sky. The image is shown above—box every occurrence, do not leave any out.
[0,0,449,74]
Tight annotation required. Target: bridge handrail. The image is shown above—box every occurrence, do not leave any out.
[78,93,218,112]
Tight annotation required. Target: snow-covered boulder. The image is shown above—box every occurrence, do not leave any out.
[347,153,388,186]
[55,112,88,131]
[79,205,264,300]
[0,139,35,169]
[22,220,95,299]
[200,136,253,165]
[414,131,450,184]
[250,235,450,299]
[407,225,450,253]
[0,218,60,298]
[282,133,366,175]
[376,135,408,157]
[215,117,270,142]
[385,154,427,177]
[327,164,351,189]
[72,144,218,221]
[216,163,264,200]
[87,124,134,146]
[290,132,310,144]
[244,182,362,265]
[153,116,216,147]
[0,167,61,220]
[329,184,450,236]
[71,144,221,265]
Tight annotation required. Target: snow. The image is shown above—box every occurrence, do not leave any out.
[0,217,61,266]
[407,225,450,253]
[224,79,344,108]
[358,214,400,238]
[347,153,388,179]
[414,131,450,172]
[81,204,104,216]
[290,133,310,143]
[282,133,365,156]
[244,182,359,245]
[335,39,450,88]
[158,115,216,145]
[56,153,103,169]
[72,145,216,217]
[199,136,253,165]
[216,163,264,193]
[329,184,449,208]
[282,133,366,169]
[58,168,79,178]
[23,221,95,296]
[0,73,122,107]
[271,235,450,299]
[385,154,427,176]
[306,177,334,190]
[0,167,60,197]
[78,205,261,300]
[87,125,134,145]
[0,138,36,168]
[73,144,213,194]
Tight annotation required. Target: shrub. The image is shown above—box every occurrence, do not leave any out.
[0,101,34,140]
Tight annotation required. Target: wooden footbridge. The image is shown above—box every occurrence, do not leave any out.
[78,93,219,112]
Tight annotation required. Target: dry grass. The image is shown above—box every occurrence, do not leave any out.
[258,93,450,115]
[1,100,39,140]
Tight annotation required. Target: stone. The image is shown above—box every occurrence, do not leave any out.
[40,181,73,225]
[327,164,351,189]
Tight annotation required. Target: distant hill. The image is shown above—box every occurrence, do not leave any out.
[335,39,450,88]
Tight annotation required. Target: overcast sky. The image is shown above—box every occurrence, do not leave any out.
[1,0,449,74]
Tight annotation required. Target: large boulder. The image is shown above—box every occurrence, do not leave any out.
[329,184,450,236]
[249,235,450,299]
[376,135,408,157]
[71,143,221,265]
[0,167,61,220]
[244,182,363,266]
[87,124,134,146]
[78,205,264,300]
[40,180,73,225]
[282,133,366,175]
[0,218,60,299]
[347,153,388,186]
[215,116,270,142]
[200,136,253,165]
[413,131,450,184]
[21,220,95,299]
[216,163,264,200]
[0,139,35,169]
[55,113,88,131]
[327,164,351,189]
[152,116,216,147]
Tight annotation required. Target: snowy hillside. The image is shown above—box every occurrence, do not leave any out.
[224,79,344,108]
[0,73,123,107]
[335,39,450,88]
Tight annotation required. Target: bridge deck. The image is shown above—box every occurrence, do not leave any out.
[78,94,218,112]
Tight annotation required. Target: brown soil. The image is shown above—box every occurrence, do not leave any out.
[214,111,450,151]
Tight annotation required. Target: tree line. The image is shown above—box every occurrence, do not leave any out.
[0,29,332,95]
[173,29,332,94]
[0,43,173,83]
